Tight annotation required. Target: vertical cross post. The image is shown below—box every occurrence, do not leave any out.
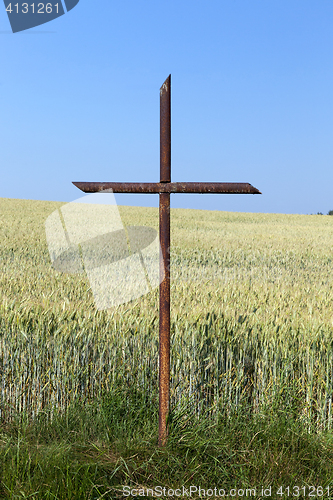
[159,75,171,446]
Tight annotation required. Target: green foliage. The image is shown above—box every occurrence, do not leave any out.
[1,198,333,496]
[1,386,333,498]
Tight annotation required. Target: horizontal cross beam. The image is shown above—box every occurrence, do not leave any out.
[72,181,261,195]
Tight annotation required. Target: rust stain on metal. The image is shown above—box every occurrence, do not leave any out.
[160,75,171,183]
[159,74,171,446]
[72,181,261,195]
[159,192,170,447]
[72,74,261,448]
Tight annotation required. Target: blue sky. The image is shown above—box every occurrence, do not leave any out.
[1,0,332,215]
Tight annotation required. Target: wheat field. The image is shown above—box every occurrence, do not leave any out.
[1,197,333,429]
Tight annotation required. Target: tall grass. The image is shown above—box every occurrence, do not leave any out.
[1,198,333,432]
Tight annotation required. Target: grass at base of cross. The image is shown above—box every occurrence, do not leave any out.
[0,384,333,499]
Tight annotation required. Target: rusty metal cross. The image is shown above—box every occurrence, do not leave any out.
[73,75,261,446]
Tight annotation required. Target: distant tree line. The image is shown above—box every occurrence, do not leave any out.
[315,210,333,215]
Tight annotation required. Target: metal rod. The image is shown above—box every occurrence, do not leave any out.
[159,75,171,447]
[159,192,170,447]
[160,75,171,183]
[72,181,261,195]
